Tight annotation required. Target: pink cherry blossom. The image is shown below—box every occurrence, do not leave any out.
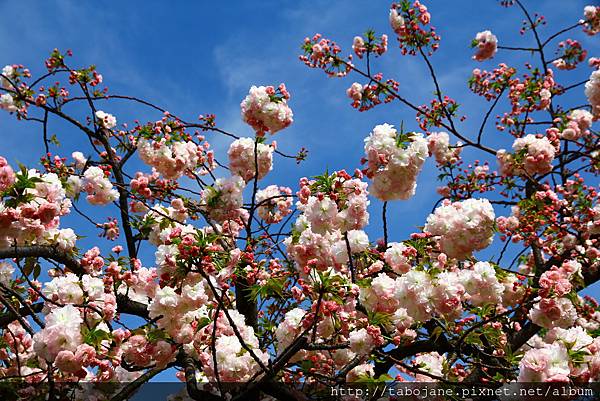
[241,84,293,135]
[228,137,274,182]
[424,198,496,260]
[95,110,117,129]
[0,156,15,192]
[472,30,498,61]
[255,185,293,224]
[585,69,600,119]
[362,123,428,201]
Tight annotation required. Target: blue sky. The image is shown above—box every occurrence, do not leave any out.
[0,0,599,384]
[0,1,597,244]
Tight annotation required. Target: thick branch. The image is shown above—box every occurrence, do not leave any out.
[0,246,82,275]
[116,294,150,319]
[0,302,43,328]
[183,356,223,401]
[373,330,450,377]
[109,366,166,401]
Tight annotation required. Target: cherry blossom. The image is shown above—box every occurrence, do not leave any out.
[240,84,293,135]
[362,123,428,200]
[560,109,594,140]
[472,30,498,61]
[95,110,117,129]
[200,175,245,223]
[582,5,600,35]
[427,131,462,165]
[227,137,274,182]
[0,93,17,112]
[424,198,496,259]
[497,134,556,176]
[255,185,293,224]
[138,138,200,179]
[32,305,83,362]
[0,1,598,397]
[585,69,600,119]
[82,166,119,205]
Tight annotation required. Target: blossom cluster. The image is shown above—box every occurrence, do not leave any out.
[33,305,84,363]
[507,68,555,114]
[424,198,496,260]
[495,184,594,251]
[1,64,18,89]
[360,261,522,330]
[352,31,388,59]
[471,30,498,62]
[427,131,462,165]
[138,138,201,180]
[136,117,216,180]
[129,168,170,201]
[585,69,600,119]
[200,175,245,223]
[0,64,29,113]
[80,166,120,205]
[0,156,15,192]
[255,185,293,224]
[286,171,371,275]
[389,1,440,56]
[95,110,117,129]
[138,201,189,247]
[197,310,269,382]
[362,123,428,201]
[384,241,414,274]
[0,163,76,250]
[345,76,400,111]
[296,170,370,234]
[468,64,516,101]
[518,326,599,382]
[496,134,557,176]
[552,39,588,70]
[560,109,594,140]
[227,137,274,182]
[240,84,293,136]
[416,95,464,131]
[582,5,600,35]
[148,281,210,342]
[300,34,353,78]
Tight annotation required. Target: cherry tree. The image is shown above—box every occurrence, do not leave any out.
[0,1,599,400]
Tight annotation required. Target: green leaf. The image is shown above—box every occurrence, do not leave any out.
[430,326,443,341]
[146,329,166,342]
[377,373,393,382]
[367,311,392,326]
[33,263,41,280]
[83,327,111,347]
[23,258,36,277]
[49,134,60,147]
